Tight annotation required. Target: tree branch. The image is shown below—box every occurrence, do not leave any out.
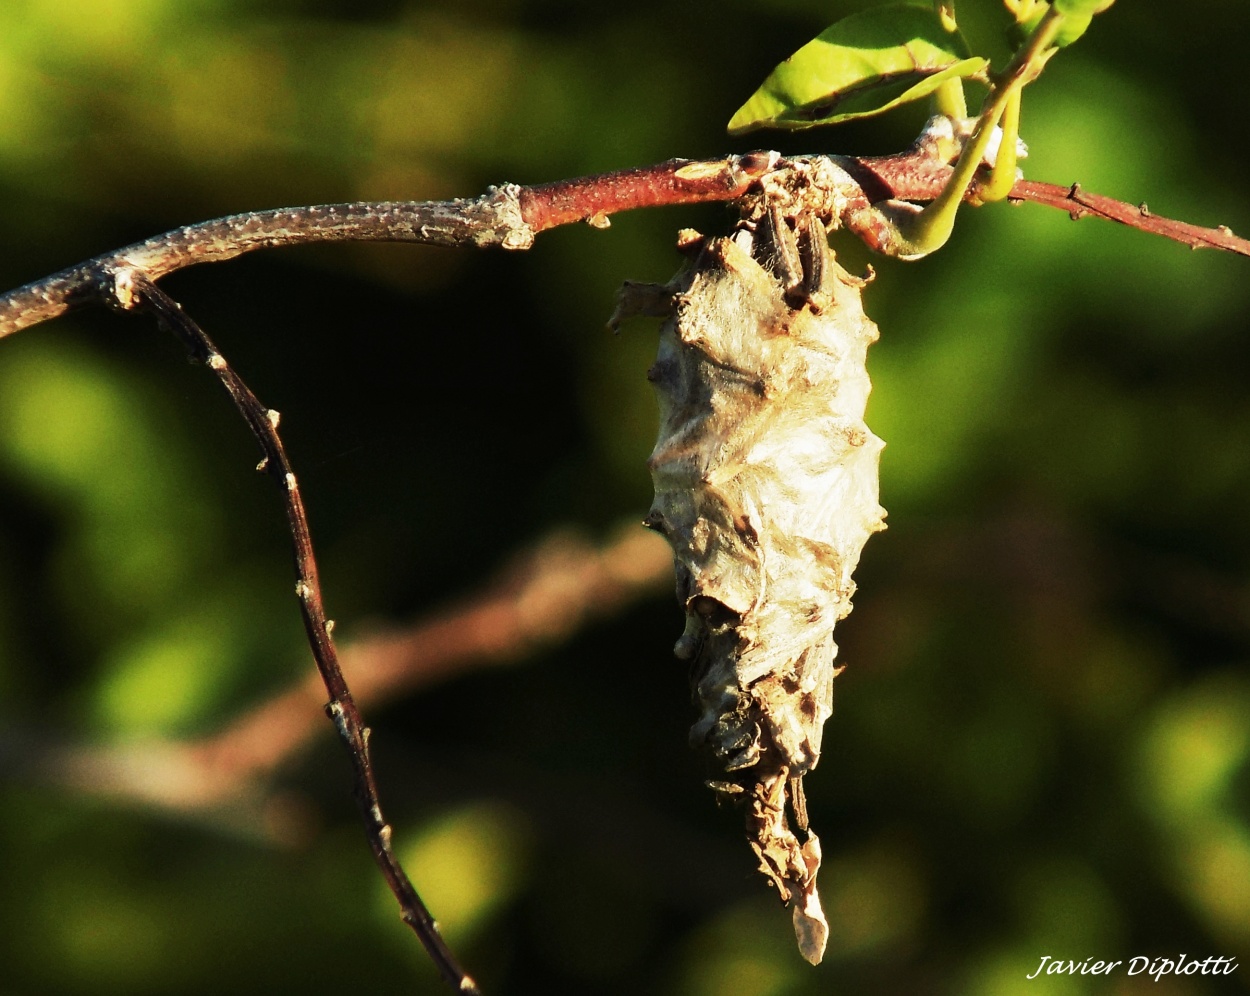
[109,269,481,996]
[5,138,1245,339]
[0,192,537,338]
[1010,179,1250,252]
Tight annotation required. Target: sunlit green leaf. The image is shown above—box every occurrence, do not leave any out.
[1014,0,1111,48]
[727,2,988,135]
[1053,0,1115,16]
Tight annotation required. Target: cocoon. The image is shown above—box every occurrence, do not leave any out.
[615,220,885,963]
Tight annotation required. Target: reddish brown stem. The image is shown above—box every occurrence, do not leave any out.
[5,142,1245,340]
[1010,179,1250,253]
[110,269,481,996]
[519,151,781,230]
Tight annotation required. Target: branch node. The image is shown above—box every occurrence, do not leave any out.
[730,149,783,186]
[485,182,537,250]
[111,266,143,311]
[267,408,281,429]
[325,699,351,741]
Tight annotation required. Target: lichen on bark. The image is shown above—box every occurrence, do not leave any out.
[613,209,886,964]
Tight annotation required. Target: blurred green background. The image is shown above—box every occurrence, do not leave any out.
[1,1,1249,993]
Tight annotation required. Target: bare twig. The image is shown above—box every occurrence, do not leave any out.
[4,141,1245,338]
[1010,179,1250,253]
[0,193,536,338]
[108,268,481,996]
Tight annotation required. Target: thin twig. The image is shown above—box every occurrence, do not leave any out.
[4,143,1245,338]
[1010,179,1250,253]
[0,193,537,338]
[109,268,481,996]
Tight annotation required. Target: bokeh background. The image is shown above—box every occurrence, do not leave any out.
[1,1,1249,993]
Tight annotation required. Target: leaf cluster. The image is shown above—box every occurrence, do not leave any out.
[728,0,1118,258]
[729,0,1115,135]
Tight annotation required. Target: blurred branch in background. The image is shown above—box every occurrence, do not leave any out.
[0,525,671,840]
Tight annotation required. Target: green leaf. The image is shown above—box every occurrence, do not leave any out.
[727,2,989,136]
[1013,0,1112,48]
[1052,0,1115,15]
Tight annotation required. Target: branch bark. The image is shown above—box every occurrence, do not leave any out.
[110,270,482,996]
[1011,179,1250,251]
[4,140,1246,339]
